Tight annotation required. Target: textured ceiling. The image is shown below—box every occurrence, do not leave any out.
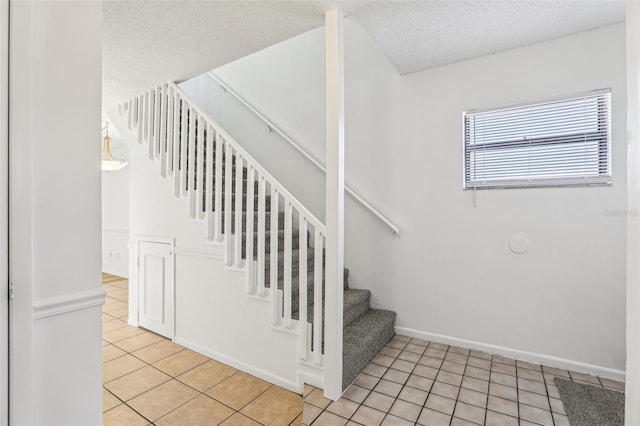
[103,0,625,110]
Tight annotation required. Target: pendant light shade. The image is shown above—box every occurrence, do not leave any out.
[101,122,127,172]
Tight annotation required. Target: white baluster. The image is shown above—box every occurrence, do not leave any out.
[298,216,308,360]
[224,143,233,266]
[283,202,292,328]
[188,108,196,218]
[257,176,266,295]
[127,99,133,130]
[205,125,214,240]
[313,230,323,366]
[180,102,189,197]
[134,97,139,127]
[160,85,168,177]
[137,94,143,144]
[196,114,205,219]
[214,133,223,241]
[148,90,155,159]
[171,93,180,176]
[175,99,184,197]
[166,88,174,176]
[144,92,150,144]
[245,166,255,294]
[234,154,244,268]
[270,187,279,325]
[154,86,162,159]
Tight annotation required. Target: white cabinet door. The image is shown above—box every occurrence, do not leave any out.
[138,241,174,338]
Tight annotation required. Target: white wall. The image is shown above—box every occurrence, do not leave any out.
[9,1,103,424]
[102,140,130,277]
[626,2,640,424]
[182,22,627,378]
[179,29,327,221]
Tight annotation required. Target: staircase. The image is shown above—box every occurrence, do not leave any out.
[119,82,395,392]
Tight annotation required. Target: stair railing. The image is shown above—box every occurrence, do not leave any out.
[206,72,401,236]
[120,83,328,370]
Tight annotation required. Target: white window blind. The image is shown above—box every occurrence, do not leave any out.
[464,89,612,189]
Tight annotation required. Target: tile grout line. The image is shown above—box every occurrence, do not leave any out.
[118,340,238,425]
[103,276,303,426]
[102,386,156,425]
[308,336,589,426]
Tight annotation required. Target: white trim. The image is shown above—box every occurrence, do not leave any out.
[102,227,128,235]
[101,267,129,279]
[33,289,106,320]
[128,240,140,327]
[297,362,325,390]
[0,0,8,421]
[395,326,626,382]
[174,336,302,393]
[174,245,224,261]
[132,234,175,246]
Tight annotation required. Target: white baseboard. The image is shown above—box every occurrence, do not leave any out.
[102,267,129,279]
[174,336,303,394]
[395,326,626,382]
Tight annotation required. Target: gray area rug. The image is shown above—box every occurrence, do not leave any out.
[555,378,624,426]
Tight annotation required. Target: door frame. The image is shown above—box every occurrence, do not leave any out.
[0,0,9,423]
[129,235,175,338]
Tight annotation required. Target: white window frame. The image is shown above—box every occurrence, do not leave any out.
[463,89,612,189]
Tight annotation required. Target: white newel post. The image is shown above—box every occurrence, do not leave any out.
[324,9,345,400]
[626,2,640,425]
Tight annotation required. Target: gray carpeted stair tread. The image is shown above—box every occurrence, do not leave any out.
[242,229,301,257]
[213,192,271,213]
[343,289,371,327]
[222,210,285,233]
[292,287,366,323]
[343,309,396,389]
[279,267,350,297]
[264,247,316,286]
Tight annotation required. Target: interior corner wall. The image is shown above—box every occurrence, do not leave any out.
[626,1,640,423]
[9,1,103,424]
[102,141,130,277]
[182,21,627,377]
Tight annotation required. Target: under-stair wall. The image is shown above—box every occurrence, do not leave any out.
[108,106,323,393]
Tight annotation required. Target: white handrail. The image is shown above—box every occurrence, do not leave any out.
[206,72,401,236]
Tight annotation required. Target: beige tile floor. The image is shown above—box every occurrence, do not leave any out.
[102,273,303,426]
[302,335,625,426]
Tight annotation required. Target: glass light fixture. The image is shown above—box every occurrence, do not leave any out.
[101,122,127,172]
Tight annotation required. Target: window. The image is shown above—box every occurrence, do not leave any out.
[463,89,612,189]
